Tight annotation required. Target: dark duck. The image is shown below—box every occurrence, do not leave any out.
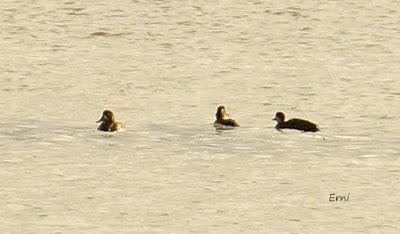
[97,110,125,132]
[214,105,240,128]
[273,112,319,132]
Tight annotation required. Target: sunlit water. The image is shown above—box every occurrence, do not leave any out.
[1,0,400,233]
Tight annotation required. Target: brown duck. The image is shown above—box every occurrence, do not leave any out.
[96,110,125,132]
[214,105,240,127]
[273,112,319,132]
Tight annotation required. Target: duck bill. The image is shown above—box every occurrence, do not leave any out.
[96,116,104,123]
[272,117,277,121]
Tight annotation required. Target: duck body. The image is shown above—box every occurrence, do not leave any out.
[97,110,125,132]
[273,112,319,132]
[214,118,240,127]
[214,105,240,128]
[97,121,125,132]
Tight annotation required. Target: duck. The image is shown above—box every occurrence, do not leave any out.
[273,112,319,132]
[214,105,240,128]
[96,110,125,132]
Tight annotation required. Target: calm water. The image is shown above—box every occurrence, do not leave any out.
[1,0,400,233]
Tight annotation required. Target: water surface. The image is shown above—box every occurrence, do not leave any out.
[1,0,399,233]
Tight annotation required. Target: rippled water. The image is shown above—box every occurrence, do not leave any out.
[1,0,400,233]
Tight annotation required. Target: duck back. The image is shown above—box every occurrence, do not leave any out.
[110,122,125,132]
[279,118,319,132]
[215,118,240,127]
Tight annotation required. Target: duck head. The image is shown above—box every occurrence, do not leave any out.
[216,105,227,120]
[97,110,116,124]
[273,112,285,124]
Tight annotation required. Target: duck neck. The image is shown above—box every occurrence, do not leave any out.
[98,121,110,131]
[216,112,225,120]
